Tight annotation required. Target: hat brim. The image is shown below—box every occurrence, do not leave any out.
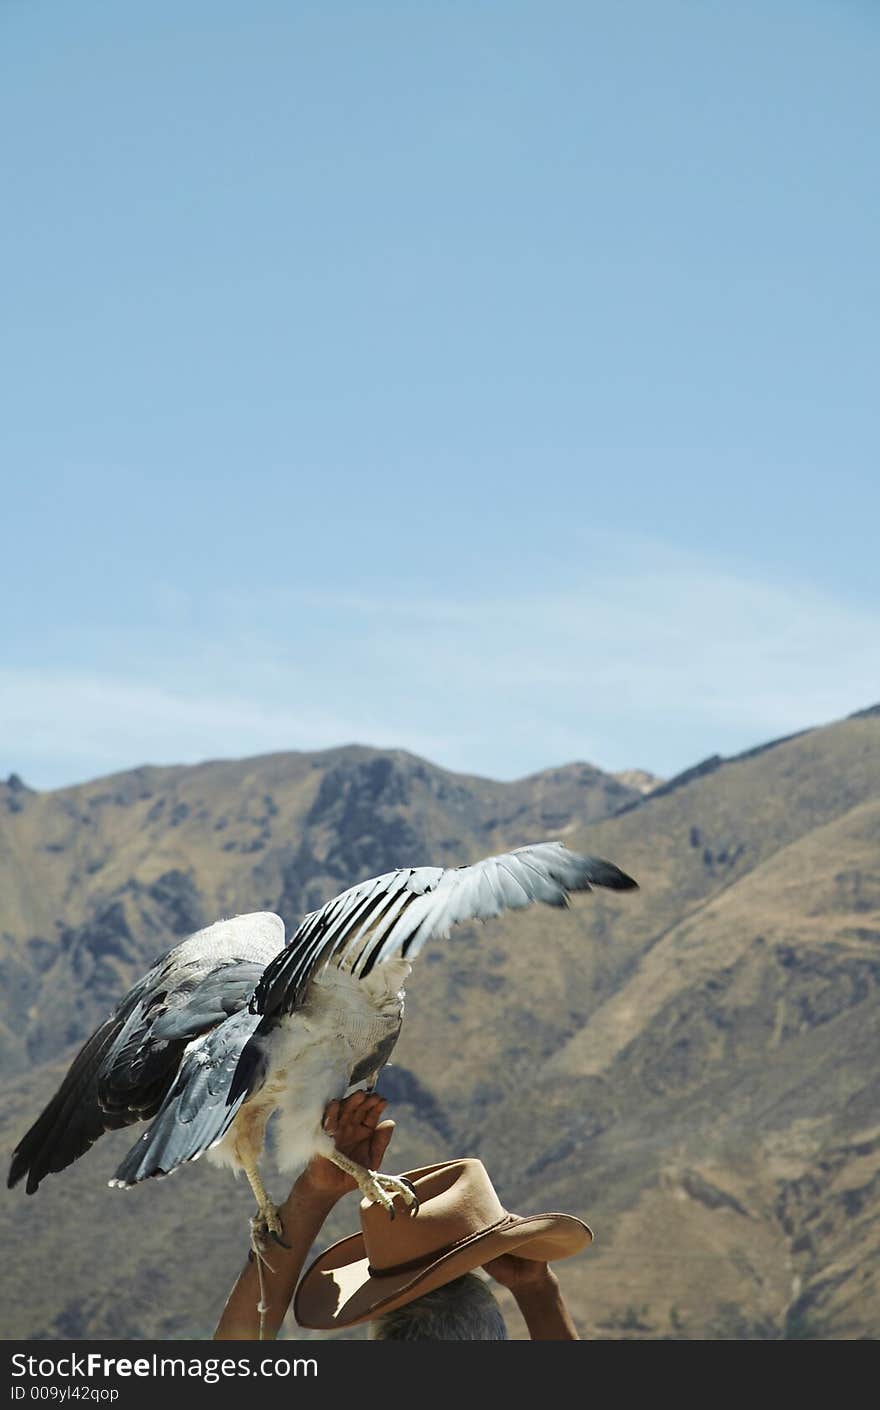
[294,1209,592,1330]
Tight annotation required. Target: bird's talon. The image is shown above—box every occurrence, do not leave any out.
[400,1177,420,1214]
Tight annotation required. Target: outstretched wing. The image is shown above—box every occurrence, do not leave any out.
[8,913,285,1194]
[253,841,637,1020]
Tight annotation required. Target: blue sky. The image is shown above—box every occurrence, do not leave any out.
[2,1,878,790]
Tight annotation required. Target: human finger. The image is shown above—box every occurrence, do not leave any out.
[370,1118,395,1169]
[361,1095,388,1127]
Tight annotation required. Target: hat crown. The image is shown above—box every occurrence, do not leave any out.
[361,1159,509,1274]
[295,1158,591,1329]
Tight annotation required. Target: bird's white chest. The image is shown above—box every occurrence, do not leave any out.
[215,962,408,1177]
[296,961,407,1072]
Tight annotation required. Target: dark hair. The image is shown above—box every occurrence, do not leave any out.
[369,1273,508,1341]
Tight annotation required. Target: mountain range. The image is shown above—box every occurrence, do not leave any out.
[1,710,877,1340]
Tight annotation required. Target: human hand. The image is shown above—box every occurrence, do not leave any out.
[300,1091,395,1199]
[482,1252,554,1294]
[484,1254,576,1339]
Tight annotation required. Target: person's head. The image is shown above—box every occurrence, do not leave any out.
[368,1272,507,1341]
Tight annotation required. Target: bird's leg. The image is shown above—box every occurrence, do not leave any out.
[328,1150,420,1219]
[240,1151,288,1257]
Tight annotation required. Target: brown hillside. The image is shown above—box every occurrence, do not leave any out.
[1,715,878,1339]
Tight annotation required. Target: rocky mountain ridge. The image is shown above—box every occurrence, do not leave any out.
[1,716,877,1339]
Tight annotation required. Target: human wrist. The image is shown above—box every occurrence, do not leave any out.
[283,1168,343,1214]
[510,1264,558,1300]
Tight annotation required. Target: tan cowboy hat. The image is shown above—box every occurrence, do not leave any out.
[294,1157,592,1329]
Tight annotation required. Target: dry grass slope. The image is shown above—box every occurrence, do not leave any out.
[1,717,878,1339]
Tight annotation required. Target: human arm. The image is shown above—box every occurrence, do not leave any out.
[214,1092,394,1340]
[482,1253,580,1340]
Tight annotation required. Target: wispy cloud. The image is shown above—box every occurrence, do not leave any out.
[0,672,455,790]
[3,542,878,789]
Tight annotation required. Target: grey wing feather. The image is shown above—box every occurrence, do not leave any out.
[253,842,637,1020]
[110,1009,264,1186]
[147,963,268,1041]
[7,1010,143,1195]
[8,913,285,1194]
